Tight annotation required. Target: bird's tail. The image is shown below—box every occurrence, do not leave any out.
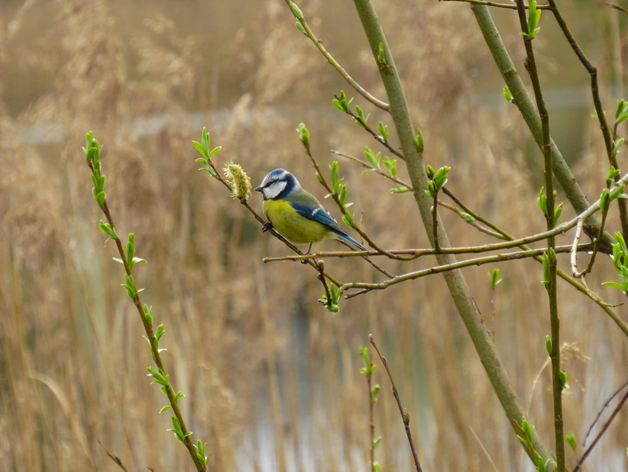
[337,232,367,251]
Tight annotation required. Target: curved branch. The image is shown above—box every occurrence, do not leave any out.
[283,0,390,111]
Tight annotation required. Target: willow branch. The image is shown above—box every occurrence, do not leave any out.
[87,181,204,471]
[283,0,389,111]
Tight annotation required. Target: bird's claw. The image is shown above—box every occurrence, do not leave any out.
[262,222,273,233]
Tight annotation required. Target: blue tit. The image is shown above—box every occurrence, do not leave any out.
[255,168,366,253]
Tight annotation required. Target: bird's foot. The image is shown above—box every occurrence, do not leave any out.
[301,243,313,264]
[262,222,273,233]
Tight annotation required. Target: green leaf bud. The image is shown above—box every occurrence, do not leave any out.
[290,2,304,19]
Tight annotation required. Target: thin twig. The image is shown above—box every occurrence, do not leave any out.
[585,196,611,274]
[333,97,403,158]
[283,1,390,111]
[367,350,376,472]
[369,334,423,472]
[571,218,586,277]
[547,0,628,239]
[316,260,332,309]
[600,1,628,17]
[85,163,205,470]
[515,1,564,469]
[332,150,411,188]
[432,190,440,252]
[583,380,628,446]
[336,238,394,277]
[441,0,551,9]
[573,388,628,472]
[340,244,591,295]
[439,201,506,239]
[98,441,130,472]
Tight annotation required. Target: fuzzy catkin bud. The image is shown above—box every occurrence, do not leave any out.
[223,162,252,200]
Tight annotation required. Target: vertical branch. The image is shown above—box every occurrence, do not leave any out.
[514,2,564,471]
[84,137,205,471]
[367,356,375,472]
[469,4,611,248]
[432,191,440,252]
[350,0,556,469]
[369,335,423,472]
[546,0,628,239]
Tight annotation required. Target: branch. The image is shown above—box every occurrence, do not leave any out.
[284,0,390,111]
[573,387,628,472]
[583,380,628,446]
[300,136,401,259]
[352,0,580,466]
[341,244,592,293]
[470,4,611,248]
[85,139,205,471]
[442,0,551,9]
[600,1,628,16]
[333,97,403,158]
[369,335,423,472]
[547,0,628,239]
[197,137,343,287]
[514,1,564,469]
[98,442,130,472]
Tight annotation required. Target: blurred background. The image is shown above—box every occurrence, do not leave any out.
[1,0,627,470]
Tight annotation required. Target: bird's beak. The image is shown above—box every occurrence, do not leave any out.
[255,186,263,192]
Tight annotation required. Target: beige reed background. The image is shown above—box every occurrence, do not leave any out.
[0,0,627,470]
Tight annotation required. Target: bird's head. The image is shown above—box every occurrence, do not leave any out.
[255,168,302,200]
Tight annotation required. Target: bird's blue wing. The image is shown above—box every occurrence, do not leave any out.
[290,201,366,250]
[289,201,343,232]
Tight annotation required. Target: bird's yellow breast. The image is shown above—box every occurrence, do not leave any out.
[263,199,332,244]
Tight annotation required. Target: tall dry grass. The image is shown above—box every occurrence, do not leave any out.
[0,0,626,471]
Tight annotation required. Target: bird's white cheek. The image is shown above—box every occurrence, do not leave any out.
[264,181,287,199]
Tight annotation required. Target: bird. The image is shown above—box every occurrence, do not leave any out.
[255,168,366,253]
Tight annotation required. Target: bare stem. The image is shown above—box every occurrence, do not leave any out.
[283,0,390,111]
[600,1,628,17]
[432,191,440,252]
[573,388,628,472]
[583,380,628,446]
[316,260,333,309]
[368,366,375,472]
[369,334,423,472]
[514,1,564,469]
